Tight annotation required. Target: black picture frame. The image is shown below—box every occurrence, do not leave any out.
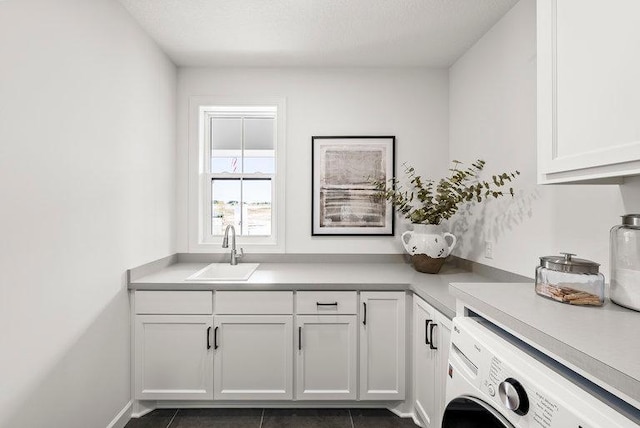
[311,136,395,236]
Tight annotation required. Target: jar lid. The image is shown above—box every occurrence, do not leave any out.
[622,214,640,227]
[539,252,600,274]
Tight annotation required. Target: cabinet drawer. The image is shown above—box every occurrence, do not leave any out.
[296,291,358,314]
[215,291,293,314]
[135,291,213,314]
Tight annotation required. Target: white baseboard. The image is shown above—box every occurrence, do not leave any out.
[387,407,415,419]
[410,413,424,427]
[156,400,400,409]
[106,401,132,428]
[131,400,157,418]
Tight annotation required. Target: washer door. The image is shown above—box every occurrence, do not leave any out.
[442,396,514,428]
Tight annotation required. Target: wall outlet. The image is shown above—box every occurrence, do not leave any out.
[484,241,493,259]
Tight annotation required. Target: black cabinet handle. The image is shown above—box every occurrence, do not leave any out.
[316,302,338,306]
[425,319,432,345]
[207,326,211,349]
[298,326,302,350]
[214,326,219,350]
[429,323,438,350]
[363,302,367,326]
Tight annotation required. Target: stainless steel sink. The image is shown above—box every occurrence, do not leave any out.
[186,263,260,281]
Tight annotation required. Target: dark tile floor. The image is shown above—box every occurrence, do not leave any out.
[125,408,418,428]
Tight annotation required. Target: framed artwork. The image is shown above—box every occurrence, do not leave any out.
[312,136,395,236]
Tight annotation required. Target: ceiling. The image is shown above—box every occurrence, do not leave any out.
[118,0,519,68]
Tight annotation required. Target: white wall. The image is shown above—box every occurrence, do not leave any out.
[448,0,640,278]
[0,1,176,427]
[177,68,449,253]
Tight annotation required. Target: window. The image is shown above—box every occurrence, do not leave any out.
[189,99,285,251]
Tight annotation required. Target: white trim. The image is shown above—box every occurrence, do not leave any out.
[188,96,286,253]
[130,401,157,418]
[387,407,416,419]
[155,401,403,408]
[105,401,132,428]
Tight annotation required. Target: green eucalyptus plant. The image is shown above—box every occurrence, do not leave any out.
[372,160,520,225]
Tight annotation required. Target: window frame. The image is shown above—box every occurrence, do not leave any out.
[188,97,286,253]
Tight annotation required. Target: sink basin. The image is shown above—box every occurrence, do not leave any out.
[186,263,260,281]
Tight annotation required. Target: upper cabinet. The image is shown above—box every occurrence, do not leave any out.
[537,0,640,184]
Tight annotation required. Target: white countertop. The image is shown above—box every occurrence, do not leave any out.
[451,281,640,410]
[129,261,497,319]
[131,262,415,286]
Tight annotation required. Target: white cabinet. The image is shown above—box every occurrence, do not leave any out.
[413,298,437,426]
[133,291,214,401]
[359,291,406,400]
[295,292,358,400]
[435,318,451,422]
[295,315,358,400]
[213,310,293,400]
[134,314,213,400]
[132,289,413,404]
[413,295,451,428]
[537,0,640,183]
[213,289,294,400]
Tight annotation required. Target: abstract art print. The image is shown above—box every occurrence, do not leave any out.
[312,136,395,236]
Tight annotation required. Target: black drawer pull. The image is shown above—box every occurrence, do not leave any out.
[363,302,367,325]
[207,326,211,349]
[214,326,219,350]
[429,323,438,350]
[316,302,338,306]
[425,319,432,345]
[298,326,302,350]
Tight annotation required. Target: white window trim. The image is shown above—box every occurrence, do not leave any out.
[188,96,286,253]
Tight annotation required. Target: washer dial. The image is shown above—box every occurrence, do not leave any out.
[498,378,529,415]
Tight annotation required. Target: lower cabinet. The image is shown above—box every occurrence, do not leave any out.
[134,314,214,400]
[132,290,409,404]
[295,315,358,400]
[413,295,452,428]
[359,291,406,400]
[213,315,293,400]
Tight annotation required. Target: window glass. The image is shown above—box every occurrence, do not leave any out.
[243,157,275,174]
[211,179,272,237]
[211,179,241,235]
[244,117,275,174]
[242,179,272,236]
[211,117,241,173]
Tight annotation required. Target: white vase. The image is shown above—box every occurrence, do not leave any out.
[401,224,457,259]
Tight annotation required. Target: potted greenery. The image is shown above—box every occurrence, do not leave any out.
[372,160,519,273]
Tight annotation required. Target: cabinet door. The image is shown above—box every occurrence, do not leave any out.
[435,314,452,426]
[413,297,437,427]
[213,315,293,400]
[134,315,213,400]
[359,292,406,400]
[538,0,640,183]
[295,315,357,400]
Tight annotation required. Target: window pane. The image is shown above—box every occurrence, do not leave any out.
[211,117,241,173]
[242,179,272,236]
[244,118,274,150]
[212,157,241,173]
[211,179,241,235]
[244,118,275,173]
[243,156,275,174]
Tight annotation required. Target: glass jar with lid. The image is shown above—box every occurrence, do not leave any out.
[535,252,604,306]
[610,214,640,311]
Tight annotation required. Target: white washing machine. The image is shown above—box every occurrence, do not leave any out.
[443,317,639,428]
